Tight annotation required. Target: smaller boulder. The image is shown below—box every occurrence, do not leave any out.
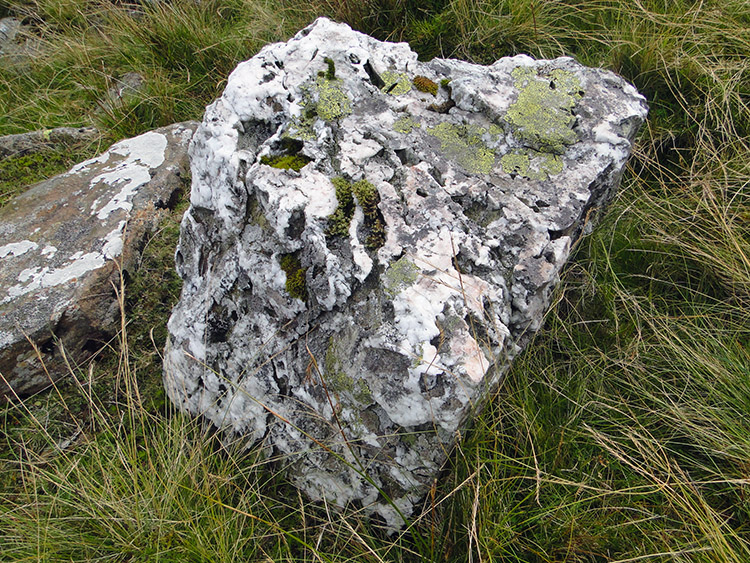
[0,127,99,160]
[0,122,198,399]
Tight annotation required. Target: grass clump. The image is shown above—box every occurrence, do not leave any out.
[0,0,313,139]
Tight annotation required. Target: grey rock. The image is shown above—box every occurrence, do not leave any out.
[0,17,21,52]
[0,122,198,399]
[0,16,39,63]
[104,72,146,110]
[164,18,647,528]
[0,127,99,159]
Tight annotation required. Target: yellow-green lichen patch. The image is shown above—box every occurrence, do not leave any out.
[488,123,504,137]
[427,122,496,174]
[324,338,373,404]
[260,153,311,172]
[393,115,419,134]
[289,73,352,140]
[506,66,582,153]
[380,70,411,96]
[413,75,438,96]
[326,176,355,237]
[313,75,352,121]
[500,149,564,181]
[383,256,420,298]
[285,115,317,141]
[279,252,307,301]
[352,179,385,250]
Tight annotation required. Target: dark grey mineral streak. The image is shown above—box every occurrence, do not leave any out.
[164,18,647,527]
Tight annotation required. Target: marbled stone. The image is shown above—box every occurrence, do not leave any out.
[0,122,198,398]
[164,18,647,527]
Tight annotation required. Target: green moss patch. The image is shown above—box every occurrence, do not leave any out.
[260,153,311,172]
[326,177,386,250]
[261,138,312,172]
[0,147,96,207]
[326,176,355,237]
[279,252,307,301]
[352,179,386,250]
[323,57,336,80]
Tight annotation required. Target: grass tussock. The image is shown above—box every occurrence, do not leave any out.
[1,0,749,561]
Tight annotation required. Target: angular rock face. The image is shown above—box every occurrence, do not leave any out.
[0,122,198,399]
[164,18,647,526]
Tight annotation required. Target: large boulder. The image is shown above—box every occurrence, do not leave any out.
[0,122,198,399]
[164,18,647,526]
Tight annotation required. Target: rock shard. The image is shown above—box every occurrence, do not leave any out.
[0,122,197,398]
[164,18,647,527]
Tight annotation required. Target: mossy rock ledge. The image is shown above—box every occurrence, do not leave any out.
[164,18,647,529]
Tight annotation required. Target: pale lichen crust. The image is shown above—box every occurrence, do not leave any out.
[393,115,419,134]
[506,66,583,154]
[426,122,499,174]
[500,149,564,180]
[380,70,411,95]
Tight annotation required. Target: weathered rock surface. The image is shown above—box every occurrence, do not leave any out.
[0,122,198,399]
[0,126,99,159]
[0,17,21,53]
[0,16,38,63]
[164,18,647,527]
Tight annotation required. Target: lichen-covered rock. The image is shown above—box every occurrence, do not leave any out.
[164,18,647,527]
[0,122,198,399]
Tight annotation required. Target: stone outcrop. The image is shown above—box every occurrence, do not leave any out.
[0,122,198,399]
[164,18,647,527]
